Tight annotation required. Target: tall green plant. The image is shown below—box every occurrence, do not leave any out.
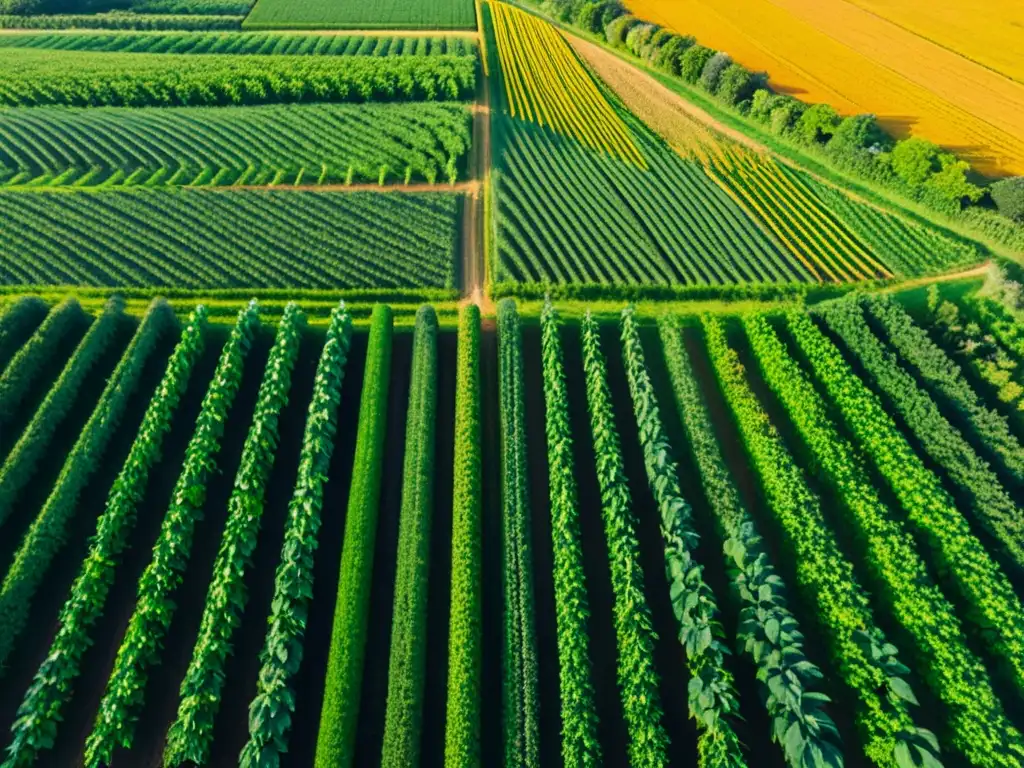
[3,305,207,768]
[85,301,261,767]
[496,298,540,768]
[381,306,439,768]
[444,304,483,768]
[539,301,601,766]
[314,304,394,768]
[579,312,669,768]
[0,296,48,372]
[657,315,841,768]
[164,303,306,766]
[239,302,353,768]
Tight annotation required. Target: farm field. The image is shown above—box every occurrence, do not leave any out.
[243,0,476,31]
[624,0,1024,177]
[1,292,1023,768]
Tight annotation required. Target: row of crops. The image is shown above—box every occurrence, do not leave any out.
[0,189,461,289]
[0,290,1021,766]
[242,0,476,31]
[0,103,472,187]
[0,31,477,56]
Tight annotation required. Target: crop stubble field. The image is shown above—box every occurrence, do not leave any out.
[0,0,1023,766]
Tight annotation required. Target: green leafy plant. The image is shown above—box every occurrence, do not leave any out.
[3,305,207,768]
[0,296,48,371]
[84,301,261,767]
[539,301,601,766]
[314,303,394,768]
[579,311,669,768]
[164,302,305,766]
[238,301,353,768]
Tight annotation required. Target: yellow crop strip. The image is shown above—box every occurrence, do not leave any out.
[488,0,644,167]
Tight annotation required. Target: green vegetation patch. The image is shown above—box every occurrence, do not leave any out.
[244,0,476,30]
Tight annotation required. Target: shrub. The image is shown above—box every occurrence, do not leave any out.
[624,22,657,57]
[991,177,1024,223]
[679,44,714,84]
[604,13,638,46]
[715,63,763,107]
[652,33,694,74]
[573,1,603,33]
[769,96,805,135]
[795,103,841,144]
[699,51,731,92]
[828,113,891,157]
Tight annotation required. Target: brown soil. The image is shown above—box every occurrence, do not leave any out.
[460,64,496,314]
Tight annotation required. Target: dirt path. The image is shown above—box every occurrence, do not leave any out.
[460,55,495,314]
[882,261,992,292]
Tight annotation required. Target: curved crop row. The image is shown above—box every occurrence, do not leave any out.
[819,298,1024,570]
[496,299,540,768]
[84,301,260,767]
[657,316,841,768]
[0,49,476,108]
[0,296,48,371]
[0,297,124,527]
[578,313,669,768]
[701,315,936,768]
[538,302,601,766]
[3,306,207,768]
[863,294,1024,483]
[786,310,1024,696]
[0,298,172,671]
[746,312,1023,767]
[617,308,743,767]
[313,304,394,768]
[0,297,83,426]
[164,303,305,766]
[381,306,439,768]
[444,305,483,768]
[238,302,352,768]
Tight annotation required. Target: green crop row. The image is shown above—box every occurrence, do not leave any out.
[0,298,171,671]
[0,13,245,30]
[701,315,932,768]
[0,49,476,108]
[381,306,439,768]
[786,311,1024,696]
[819,298,1024,571]
[164,303,305,766]
[539,302,601,766]
[0,297,124,528]
[617,308,742,767]
[0,296,47,371]
[84,301,260,767]
[314,304,394,768]
[864,294,1024,483]
[239,302,353,768]
[966,295,1024,365]
[578,312,669,768]
[3,306,207,768]
[657,316,841,768]
[444,305,483,768]
[747,313,1022,767]
[496,299,540,768]
[0,297,84,426]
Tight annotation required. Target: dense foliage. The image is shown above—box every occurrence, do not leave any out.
[746,313,1023,767]
[3,306,207,768]
[617,308,743,767]
[786,311,1024,696]
[0,49,476,107]
[538,302,601,766]
[579,313,669,767]
[164,303,305,766]
[0,297,124,528]
[0,189,460,290]
[0,103,471,188]
[0,297,83,426]
[819,298,1024,570]
[496,299,540,768]
[444,305,483,768]
[701,315,936,768]
[0,296,47,370]
[657,317,841,768]
[314,304,393,768]
[85,302,260,767]
[239,302,352,768]
[243,0,475,30]
[0,11,243,28]
[381,306,439,768]
[0,299,170,670]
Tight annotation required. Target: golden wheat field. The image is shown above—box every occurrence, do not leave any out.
[625,0,1024,177]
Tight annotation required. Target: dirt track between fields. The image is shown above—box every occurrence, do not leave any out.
[459,54,495,313]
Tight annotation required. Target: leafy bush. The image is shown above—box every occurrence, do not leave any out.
[794,104,841,145]
[715,63,762,108]
[699,51,731,93]
[679,44,714,84]
[4,306,207,768]
[991,177,1024,223]
[652,33,694,74]
[444,305,483,767]
[314,304,394,768]
[0,296,48,370]
[604,12,638,47]
[164,303,305,766]
[239,302,353,768]
[85,302,260,767]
